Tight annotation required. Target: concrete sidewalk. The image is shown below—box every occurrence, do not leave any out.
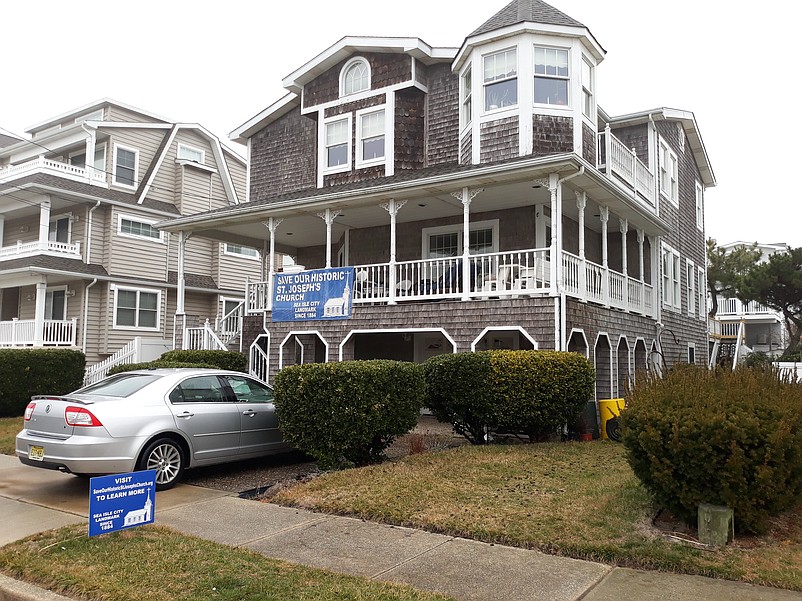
[1,454,801,601]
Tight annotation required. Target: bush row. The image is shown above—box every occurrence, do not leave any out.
[620,365,802,533]
[108,350,248,375]
[0,349,86,417]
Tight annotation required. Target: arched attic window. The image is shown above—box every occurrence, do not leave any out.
[340,58,370,97]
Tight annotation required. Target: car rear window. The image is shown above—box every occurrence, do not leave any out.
[76,374,162,397]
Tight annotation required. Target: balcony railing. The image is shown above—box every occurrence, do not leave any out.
[246,248,655,317]
[0,318,77,347]
[0,240,82,262]
[716,296,776,317]
[0,156,107,186]
[597,127,655,209]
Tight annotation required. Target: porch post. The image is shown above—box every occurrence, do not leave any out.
[599,206,609,306]
[33,281,47,347]
[84,126,97,183]
[451,187,483,301]
[264,218,283,312]
[38,198,51,248]
[549,174,559,291]
[381,199,407,305]
[176,231,191,316]
[637,229,645,313]
[575,191,587,302]
[620,218,628,309]
[650,235,660,320]
[317,209,341,269]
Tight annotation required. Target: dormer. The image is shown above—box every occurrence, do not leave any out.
[453,0,605,165]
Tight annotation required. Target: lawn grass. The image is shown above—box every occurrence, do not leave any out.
[0,416,22,456]
[0,524,454,601]
[273,440,802,591]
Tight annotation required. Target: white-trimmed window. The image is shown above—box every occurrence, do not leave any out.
[483,48,517,111]
[340,58,370,97]
[658,138,678,204]
[224,243,259,259]
[581,59,593,118]
[686,258,696,316]
[69,143,106,171]
[45,287,67,321]
[113,286,160,330]
[461,67,473,128]
[177,143,204,164]
[324,116,351,171]
[695,181,704,230]
[113,144,138,188]
[422,220,499,258]
[687,343,696,364]
[661,243,681,310]
[118,214,163,242]
[697,266,706,319]
[48,216,70,244]
[534,46,569,106]
[356,108,385,167]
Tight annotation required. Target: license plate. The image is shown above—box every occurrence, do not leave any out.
[29,445,45,461]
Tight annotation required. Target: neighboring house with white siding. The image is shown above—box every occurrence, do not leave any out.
[0,99,261,373]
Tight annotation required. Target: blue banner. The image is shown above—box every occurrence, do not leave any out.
[88,470,156,536]
[272,267,355,322]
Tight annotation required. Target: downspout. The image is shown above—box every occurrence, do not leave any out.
[553,166,584,351]
[82,278,98,352]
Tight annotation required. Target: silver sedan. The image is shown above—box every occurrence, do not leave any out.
[15,369,292,490]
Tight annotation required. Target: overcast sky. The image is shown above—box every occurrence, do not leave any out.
[2,0,798,247]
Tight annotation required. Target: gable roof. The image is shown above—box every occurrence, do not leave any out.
[470,0,585,36]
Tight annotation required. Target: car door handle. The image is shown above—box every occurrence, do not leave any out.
[242,409,257,417]
[176,411,194,418]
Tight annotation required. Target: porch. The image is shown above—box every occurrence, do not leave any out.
[0,318,77,347]
[0,240,82,261]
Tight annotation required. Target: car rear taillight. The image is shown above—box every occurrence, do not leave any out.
[64,406,103,427]
[23,402,35,421]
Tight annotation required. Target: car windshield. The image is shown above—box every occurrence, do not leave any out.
[76,374,162,398]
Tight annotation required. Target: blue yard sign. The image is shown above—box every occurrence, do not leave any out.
[88,470,156,536]
[272,267,355,322]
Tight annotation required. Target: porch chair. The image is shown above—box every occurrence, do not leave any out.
[481,263,516,296]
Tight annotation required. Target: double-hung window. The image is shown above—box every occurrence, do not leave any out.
[661,243,681,310]
[659,139,678,204]
[697,266,707,319]
[534,46,569,106]
[686,259,696,316]
[581,59,593,117]
[695,182,704,230]
[114,287,160,330]
[113,145,138,188]
[461,67,473,128]
[483,48,517,110]
[325,117,350,170]
[357,109,385,166]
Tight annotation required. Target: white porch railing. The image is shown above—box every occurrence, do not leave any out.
[598,127,655,208]
[215,301,244,347]
[0,156,107,185]
[246,248,654,317]
[0,318,77,347]
[0,240,82,261]
[716,296,776,317]
[184,319,227,351]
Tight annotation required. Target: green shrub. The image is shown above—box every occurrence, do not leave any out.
[107,361,209,376]
[273,360,424,469]
[0,349,86,417]
[159,350,247,372]
[620,365,802,533]
[423,350,595,444]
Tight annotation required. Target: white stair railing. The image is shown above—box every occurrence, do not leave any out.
[184,319,227,351]
[249,342,270,383]
[84,339,139,385]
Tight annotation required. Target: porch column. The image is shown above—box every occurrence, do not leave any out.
[637,229,645,314]
[33,281,47,347]
[0,215,5,248]
[649,235,660,320]
[381,199,406,305]
[575,191,587,301]
[620,218,629,309]
[451,187,483,301]
[599,206,610,307]
[546,174,561,291]
[38,198,51,247]
[264,218,283,312]
[317,209,341,269]
[176,231,191,315]
[84,126,97,183]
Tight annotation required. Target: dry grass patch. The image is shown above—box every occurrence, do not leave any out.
[0,416,22,456]
[273,440,802,591]
[0,524,455,601]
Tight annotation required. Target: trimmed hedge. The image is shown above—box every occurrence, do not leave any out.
[0,349,86,417]
[159,350,247,372]
[424,350,595,443]
[273,360,424,469]
[620,365,802,533]
[107,361,210,376]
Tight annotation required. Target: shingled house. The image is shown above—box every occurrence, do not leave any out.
[159,0,715,400]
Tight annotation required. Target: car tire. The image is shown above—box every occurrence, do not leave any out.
[138,438,185,491]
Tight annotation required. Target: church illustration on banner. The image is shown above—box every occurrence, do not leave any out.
[123,491,153,527]
[323,280,351,317]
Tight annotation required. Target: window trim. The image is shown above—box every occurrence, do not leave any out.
[482,47,518,112]
[223,243,260,260]
[695,181,704,230]
[687,343,696,365]
[658,138,678,205]
[177,143,205,164]
[117,213,164,243]
[112,285,161,331]
[581,57,594,119]
[686,258,696,317]
[48,215,72,244]
[533,45,570,107]
[45,286,68,321]
[355,106,386,168]
[421,219,500,259]
[460,66,473,131]
[112,143,139,189]
[697,266,707,319]
[339,57,371,97]
[661,242,681,311]
[322,114,352,175]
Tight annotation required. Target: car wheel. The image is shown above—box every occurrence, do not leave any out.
[138,438,185,491]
